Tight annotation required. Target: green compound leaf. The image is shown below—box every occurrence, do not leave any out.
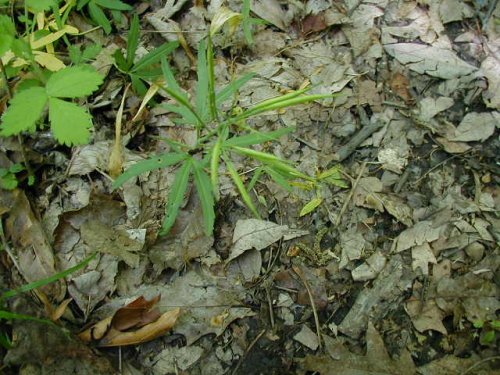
[112,152,188,189]
[46,65,104,98]
[161,160,192,235]
[48,98,93,146]
[1,87,47,136]
[192,159,215,235]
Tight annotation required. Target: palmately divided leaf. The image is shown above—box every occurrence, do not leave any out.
[49,98,92,145]
[112,153,188,189]
[1,87,48,136]
[46,65,104,98]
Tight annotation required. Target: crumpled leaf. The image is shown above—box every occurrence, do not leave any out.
[228,219,308,262]
[450,112,498,142]
[384,43,477,79]
[300,322,416,374]
[79,295,180,347]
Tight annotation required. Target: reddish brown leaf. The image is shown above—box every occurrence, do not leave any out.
[99,308,181,347]
[111,295,161,331]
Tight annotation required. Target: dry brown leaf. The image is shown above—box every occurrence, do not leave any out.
[79,316,113,342]
[51,298,73,321]
[99,308,181,347]
[111,295,161,331]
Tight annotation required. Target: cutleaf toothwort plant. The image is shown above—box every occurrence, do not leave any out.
[113,35,336,235]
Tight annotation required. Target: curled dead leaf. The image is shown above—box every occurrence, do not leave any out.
[99,308,181,347]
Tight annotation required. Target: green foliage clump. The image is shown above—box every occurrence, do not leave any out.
[1,66,103,145]
[113,36,336,235]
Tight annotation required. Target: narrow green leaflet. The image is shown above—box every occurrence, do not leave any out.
[237,93,334,121]
[210,136,223,198]
[88,0,112,34]
[160,56,188,101]
[132,42,178,73]
[126,14,140,67]
[225,127,295,147]
[95,0,132,10]
[195,39,210,123]
[192,160,215,234]
[161,161,192,235]
[1,87,47,136]
[112,152,188,189]
[46,66,103,98]
[264,167,293,192]
[232,146,312,180]
[300,197,323,217]
[48,98,93,146]
[225,157,260,218]
[160,103,199,126]
[216,73,255,105]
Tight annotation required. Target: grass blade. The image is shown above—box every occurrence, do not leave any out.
[0,253,97,302]
[112,153,187,189]
[161,160,192,235]
[192,159,215,235]
[224,157,260,218]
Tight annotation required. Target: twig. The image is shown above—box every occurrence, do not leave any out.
[231,329,266,375]
[461,356,500,375]
[264,280,275,329]
[292,265,322,350]
[333,119,384,162]
[335,162,366,227]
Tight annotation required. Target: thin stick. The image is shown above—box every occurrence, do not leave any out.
[335,162,366,226]
[292,265,322,350]
[231,329,266,375]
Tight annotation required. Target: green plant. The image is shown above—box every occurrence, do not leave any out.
[1,65,103,145]
[77,0,132,34]
[0,253,95,349]
[113,35,335,235]
[0,163,34,190]
[474,319,500,346]
[0,3,105,146]
[298,166,348,217]
[113,14,179,96]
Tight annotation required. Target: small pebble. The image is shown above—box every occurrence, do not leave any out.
[465,242,485,261]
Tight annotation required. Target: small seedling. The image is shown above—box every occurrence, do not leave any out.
[77,0,133,34]
[0,163,33,190]
[113,14,179,95]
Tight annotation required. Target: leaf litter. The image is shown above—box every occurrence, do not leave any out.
[1,0,499,374]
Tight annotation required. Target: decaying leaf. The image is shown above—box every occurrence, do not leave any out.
[228,219,308,262]
[79,295,180,347]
